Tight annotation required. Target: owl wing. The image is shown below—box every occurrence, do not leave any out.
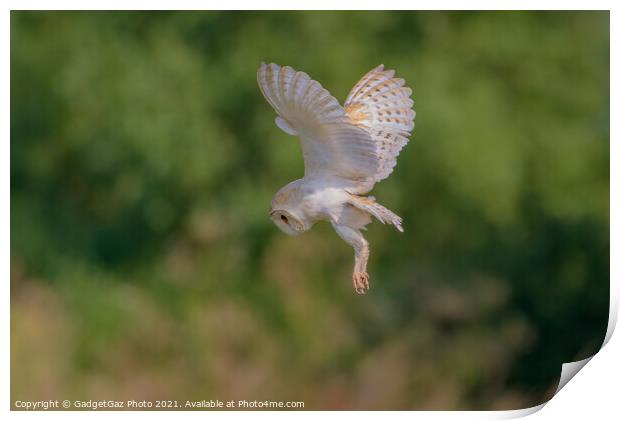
[344,65,415,191]
[257,62,379,191]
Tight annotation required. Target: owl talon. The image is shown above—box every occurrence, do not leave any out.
[353,272,370,294]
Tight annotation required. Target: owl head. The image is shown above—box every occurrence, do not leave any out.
[269,180,308,236]
[269,208,305,236]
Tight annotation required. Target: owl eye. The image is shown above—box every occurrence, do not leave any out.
[280,215,288,223]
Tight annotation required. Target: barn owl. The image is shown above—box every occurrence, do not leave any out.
[258,62,415,294]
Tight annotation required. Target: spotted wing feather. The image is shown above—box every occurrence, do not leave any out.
[345,65,415,191]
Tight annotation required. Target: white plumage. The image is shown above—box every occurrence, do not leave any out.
[258,62,415,294]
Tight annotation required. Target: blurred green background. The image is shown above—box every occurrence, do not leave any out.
[11,11,609,410]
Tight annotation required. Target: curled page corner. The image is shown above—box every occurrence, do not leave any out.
[501,357,595,419]
[546,275,616,410]
[504,297,616,419]
[555,356,594,394]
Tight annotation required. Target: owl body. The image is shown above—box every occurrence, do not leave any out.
[270,178,370,233]
[258,62,415,293]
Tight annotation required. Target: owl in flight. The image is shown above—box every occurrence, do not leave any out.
[258,62,415,294]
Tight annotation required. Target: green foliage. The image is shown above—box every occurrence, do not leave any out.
[11,11,609,409]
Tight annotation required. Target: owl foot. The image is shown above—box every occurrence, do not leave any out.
[353,271,369,294]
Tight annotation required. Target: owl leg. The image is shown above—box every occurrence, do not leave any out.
[332,223,370,294]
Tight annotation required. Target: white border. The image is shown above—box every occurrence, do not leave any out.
[1,1,617,11]
[3,2,616,420]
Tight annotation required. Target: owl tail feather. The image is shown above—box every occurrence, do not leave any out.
[348,194,404,232]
